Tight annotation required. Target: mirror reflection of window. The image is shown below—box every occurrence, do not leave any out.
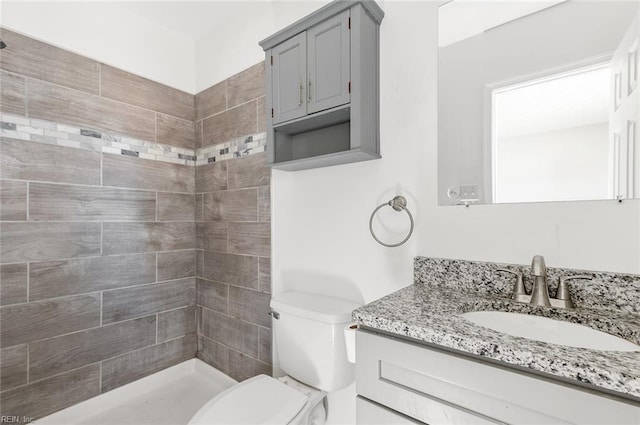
[492,64,610,203]
[438,0,640,205]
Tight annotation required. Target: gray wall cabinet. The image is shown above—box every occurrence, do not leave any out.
[260,0,384,171]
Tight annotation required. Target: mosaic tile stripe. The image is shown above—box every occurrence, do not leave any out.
[0,114,267,167]
[195,134,267,166]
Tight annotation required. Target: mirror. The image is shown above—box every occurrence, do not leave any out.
[438,1,640,205]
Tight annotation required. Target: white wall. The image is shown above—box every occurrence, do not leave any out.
[194,1,330,93]
[272,1,640,315]
[0,1,196,93]
[272,1,433,306]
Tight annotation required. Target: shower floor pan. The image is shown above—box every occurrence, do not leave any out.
[36,359,236,425]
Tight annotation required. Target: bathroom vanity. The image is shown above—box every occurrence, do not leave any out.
[353,257,640,424]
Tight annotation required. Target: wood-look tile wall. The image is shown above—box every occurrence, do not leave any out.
[195,154,272,381]
[0,28,195,149]
[0,29,196,422]
[1,28,272,419]
[194,62,272,381]
[194,62,266,148]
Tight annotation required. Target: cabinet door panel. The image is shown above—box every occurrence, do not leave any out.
[307,10,350,114]
[272,33,306,124]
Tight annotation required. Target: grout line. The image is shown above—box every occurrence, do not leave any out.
[98,63,102,97]
[26,262,30,301]
[0,178,196,195]
[16,76,187,120]
[225,80,229,110]
[100,153,103,186]
[0,249,199,268]
[26,181,30,221]
[198,333,268,366]
[8,361,101,392]
[256,188,260,223]
[0,219,194,223]
[24,76,30,118]
[199,96,259,123]
[161,334,191,344]
[6,275,194,308]
[226,283,230,313]
[26,344,30,383]
[0,249,253,272]
[257,257,261,290]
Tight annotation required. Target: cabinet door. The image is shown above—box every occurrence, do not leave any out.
[272,32,306,124]
[307,10,350,114]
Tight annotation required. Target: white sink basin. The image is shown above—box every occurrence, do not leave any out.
[461,311,639,352]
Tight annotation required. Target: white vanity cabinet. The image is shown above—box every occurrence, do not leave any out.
[356,330,640,424]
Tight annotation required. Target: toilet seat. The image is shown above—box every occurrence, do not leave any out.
[188,374,308,425]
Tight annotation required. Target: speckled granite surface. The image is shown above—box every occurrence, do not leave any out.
[414,257,640,313]
[353,257,640,399]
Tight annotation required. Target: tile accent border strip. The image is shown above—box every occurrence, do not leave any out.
[0,114,266,166]
[195,134,266,166]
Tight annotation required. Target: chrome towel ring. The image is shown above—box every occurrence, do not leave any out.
[369,196,414,247]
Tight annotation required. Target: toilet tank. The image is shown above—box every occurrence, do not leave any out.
[270,291,362,392]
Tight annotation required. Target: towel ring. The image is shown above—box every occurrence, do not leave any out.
[369,196,414,247]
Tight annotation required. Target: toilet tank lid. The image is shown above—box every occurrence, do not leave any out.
[270,291,362,324]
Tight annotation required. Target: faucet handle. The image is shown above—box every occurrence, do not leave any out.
[497,268,526,298]
[556,275,593,307]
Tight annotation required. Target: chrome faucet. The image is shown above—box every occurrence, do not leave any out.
[498,255,592,309]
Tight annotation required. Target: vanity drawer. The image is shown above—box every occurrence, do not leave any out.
[356,330,640,425]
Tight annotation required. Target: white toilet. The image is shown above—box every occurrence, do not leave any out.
[188,290,362,425]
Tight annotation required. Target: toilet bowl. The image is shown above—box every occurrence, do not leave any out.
[188,291,361,425]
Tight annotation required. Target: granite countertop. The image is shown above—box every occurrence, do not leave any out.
[352,283,640,400]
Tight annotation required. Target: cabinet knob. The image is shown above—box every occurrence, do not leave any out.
[308,78,312,102]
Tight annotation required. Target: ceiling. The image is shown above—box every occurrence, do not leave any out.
[114,1,328,41]
[439,0,565,47]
